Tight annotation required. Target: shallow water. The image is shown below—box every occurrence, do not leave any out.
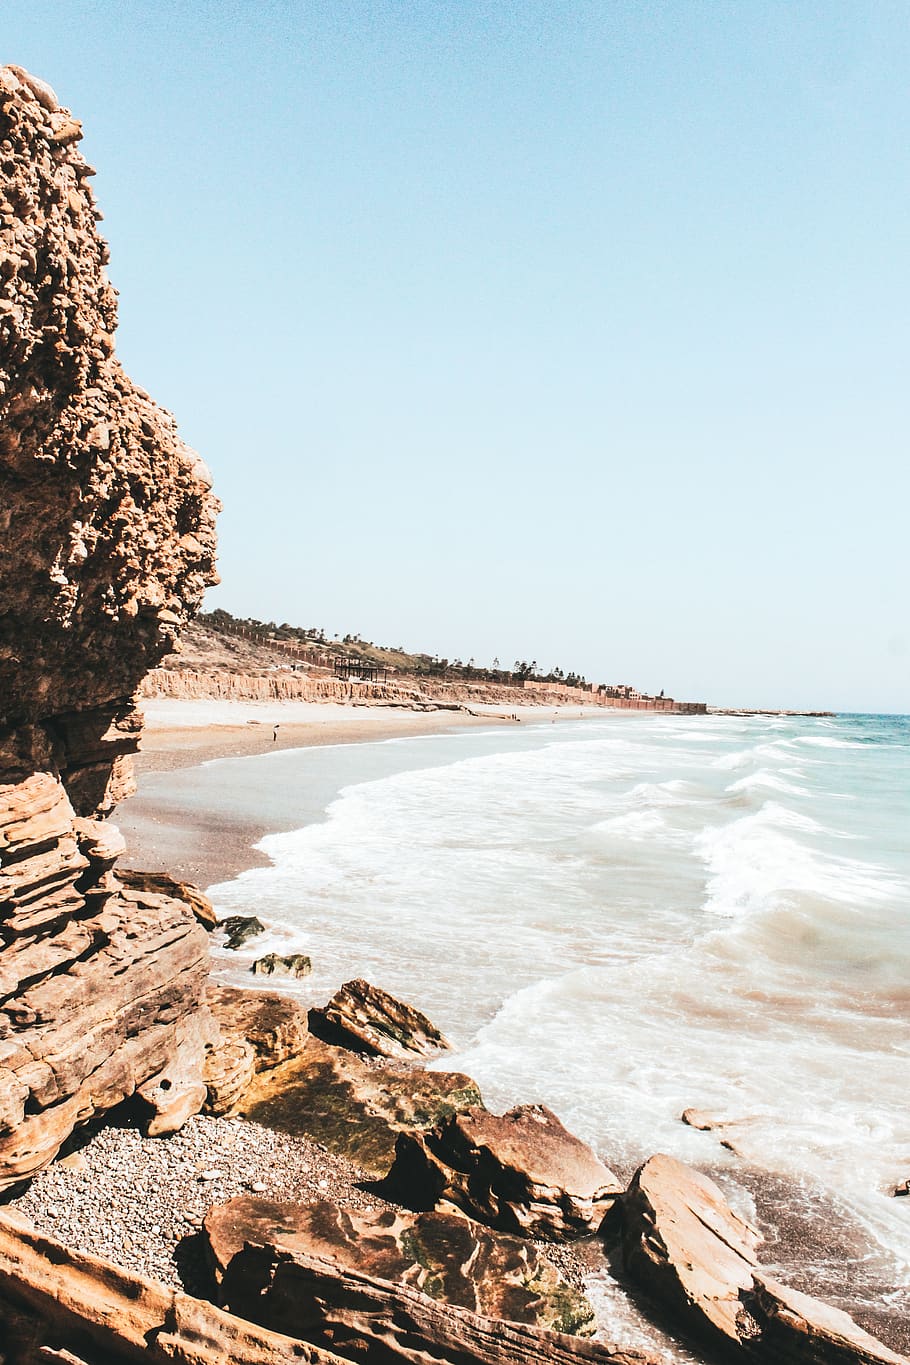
[197,710,910,1349]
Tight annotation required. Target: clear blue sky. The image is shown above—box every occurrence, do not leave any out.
[6,1,908,711]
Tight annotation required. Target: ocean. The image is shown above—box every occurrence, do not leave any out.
[190,709,909,1351]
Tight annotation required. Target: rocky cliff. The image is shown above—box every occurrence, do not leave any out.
[0,65,219,1186]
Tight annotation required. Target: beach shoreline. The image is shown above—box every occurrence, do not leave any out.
[121,698,605,885]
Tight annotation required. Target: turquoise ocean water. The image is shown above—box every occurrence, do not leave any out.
[182,710,909,1349]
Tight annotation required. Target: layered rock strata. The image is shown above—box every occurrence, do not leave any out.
[0,1209,347,1365]
[0,65,219,1186]
[622,1152,908,1364]
[204,1196,597,1337]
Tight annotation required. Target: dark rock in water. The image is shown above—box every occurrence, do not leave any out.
[310,976,450,1059]
[238,1037,484,1176]
[204,1195,596,1336]
[251,952,311,978]
[383,1103,622,1241]
[219,914,265,949]
[203,1199,656,1365]
[892,1180,909,1198]
[621,1152,908,1364]
[207,984,309,1070]
[118,868,217,929]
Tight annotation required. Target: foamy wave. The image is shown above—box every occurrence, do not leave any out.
[799,736,866,750]
[697,802,902,919]
[713,748,756,771]
[592,810,669,841]
[727,769,809,797]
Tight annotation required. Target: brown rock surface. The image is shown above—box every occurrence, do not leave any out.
[0,1208,347,1363]
[621,1152,908,1364]
[208,984,311,1071]
[0,66,218,734]
[204,1195,596,1336]
[384,1103,622,1240]
[0,66,219,1186]
[238,1038,484,1177]
[203,986,310,1115]
[118,868,218,929]
[205,1205,656,1365]
[309,977,450,1059]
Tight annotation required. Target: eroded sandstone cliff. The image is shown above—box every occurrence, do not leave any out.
[0,65,219,1186]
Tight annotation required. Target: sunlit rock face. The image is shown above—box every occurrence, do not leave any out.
[0,65,219,1187]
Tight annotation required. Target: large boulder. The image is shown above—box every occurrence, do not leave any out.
[0,66,219,1186]
[622,1153,909,1364]
[237,1037,484,1177]
[309,977,450,1059]
[204,1196,596,1337]
[383,1104,622,1241]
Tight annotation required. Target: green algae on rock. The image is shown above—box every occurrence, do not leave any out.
[204,1195,595,1337]
[238,1038,483,1177]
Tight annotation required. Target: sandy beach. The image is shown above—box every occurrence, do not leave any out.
[121,698,605,885]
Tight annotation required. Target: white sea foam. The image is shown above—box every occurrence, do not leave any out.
[713,747,756,770]
[798,735,867,750]
[726,768,810,796]
[696,801,902,919]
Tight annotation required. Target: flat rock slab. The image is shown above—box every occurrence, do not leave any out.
[622,1152,909,1365]
[384,1103,622,1240]
[309,978,450,1059]
[237,1038,483,1177]
[204,1195,596,1336]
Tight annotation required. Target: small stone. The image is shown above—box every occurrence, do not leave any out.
[58,1151,88,1173]
[199,1169,221,1182]
[250,1181,267,1193]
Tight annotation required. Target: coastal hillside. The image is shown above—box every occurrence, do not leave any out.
[144,611,708,713]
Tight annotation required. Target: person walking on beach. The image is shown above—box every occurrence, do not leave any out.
[272,724,280,742]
